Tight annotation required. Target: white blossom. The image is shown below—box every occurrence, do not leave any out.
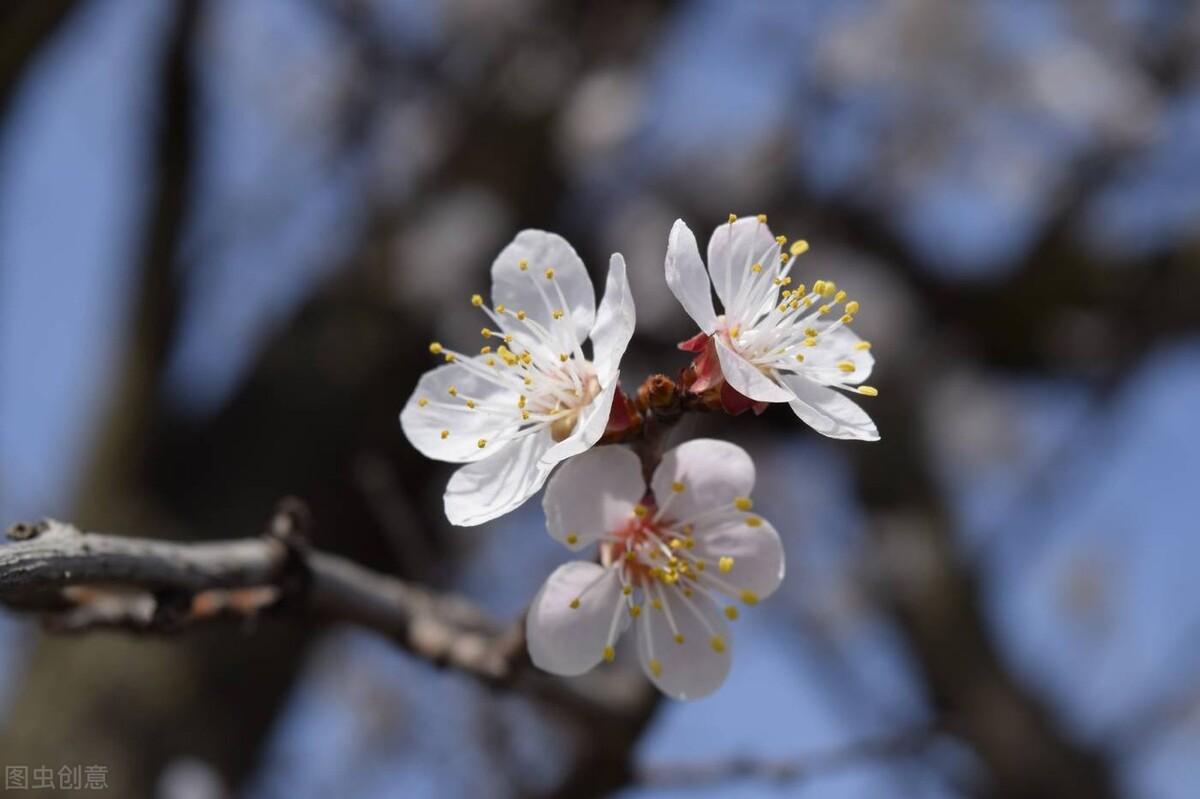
[666,215,879,440]
[526,440,784,700]
[401,230,635,526]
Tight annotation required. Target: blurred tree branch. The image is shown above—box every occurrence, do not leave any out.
[634,726,938,789]
[0,0,83,122]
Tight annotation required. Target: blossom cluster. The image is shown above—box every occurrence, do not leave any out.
[400,215,879,699]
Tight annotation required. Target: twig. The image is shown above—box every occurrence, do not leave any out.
[0,510,525,684]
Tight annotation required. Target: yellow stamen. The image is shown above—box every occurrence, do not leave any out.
[471,294,483,307]
[734,496,753,511]
[725,606,739,621]
[603,646,615,662]
[857,385,879,397]
[710,636,726,653]
[719,556,734,573]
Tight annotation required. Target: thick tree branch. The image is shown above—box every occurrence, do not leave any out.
[0,515,524,684]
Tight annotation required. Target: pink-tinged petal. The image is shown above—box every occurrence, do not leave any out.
[706,216,778,320]
[779,376,879,441]
[636,588,731,700]
[590,253,636,382]
[543,446,645,551]
[400,358,520,463]
[665,219,717,334]
[491,230,595,349]
[527,562,626,676]
[651,438,755,521]
[443,429,556,526]
[693,516,785,599]
[714,336,795,403]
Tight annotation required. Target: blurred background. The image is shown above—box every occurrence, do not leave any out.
[2,0,1199,796]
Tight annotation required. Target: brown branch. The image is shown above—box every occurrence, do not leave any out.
[0,515,524,684]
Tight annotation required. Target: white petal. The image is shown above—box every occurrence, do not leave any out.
[706,216,778,321]
[443,429,556,525]
[400,359,520,463]
[651,438,755,521]
[527,562,626,676]
[714,336,795,403]
[780,376,879,441]
[590,253,636,382]
[798,326,875,386]
[636,588,731,700]
[694,516,785,599]
[491,230,595,349]
[539,376,620,468]
[543,445,645,551]
[665,219,717,334]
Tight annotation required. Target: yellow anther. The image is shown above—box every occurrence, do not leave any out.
[741,590,759,606]
[481,327,492,337]
[821,281,837,298]
[841,314,854,324]
[503,334,513,343]
[649,658,663,677]
[566,533,579,545]
[855,341,872,351]
[780,252,791,264]
[746,516,763,527]
[684,538,696,550]
[838,361,857,373]
[477,439,487,449]
[834,290,847,303]
[725,606,740,621]
[728,213,738,223]
[775,235,787,245]
[671,481,685,493]
[845,300,860,315]
[805,327,818,337]
[790,240,809,256]
[794,283,806,296]
[418,398,429,407]
[622,584,633,596]
[521,411,530,420]
[729,325,741,338]
[734,496,753,511]
[440,430,449,439]
[629,605,642,618]
[495,304,505,314]
[447,386,458,397]
[633,504,649,518]
[428,342,443,354]
[517,395,527,407]
[603,646,615,662]
[559,353,568,362]
[805,336,819,347]
[673,634,685,645]
[857,385,879,397]
[544,268,555,280]
[818,304,832,316]
[751,263,762,273]
[516,310,527,321]
[651,598,663,610]
[480,346,492,354]
[719,556,735,573]
[444,353,456,362]
[523,376,533,386]
[695,560,706,571]
[518,259,529,271]
[552,309,564,319]
[465,399,477,408]
[471,294,483,307]
[682,523,694,535]
[794,354,805,363]
[710,636,726,653]
[813,280,825,295]
[756,213,767,223]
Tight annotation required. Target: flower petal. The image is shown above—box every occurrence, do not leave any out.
[491,230,595,350]
[590,253,636,382]
[694,516,785,599]
[651,438,755,521]
[636,588,731,700]
[665,219,717,334]
[443,429,556,525]
[714,336,795,403]
[543,445,645,551]
[400,359,520,463]
[799,326,875,386]
[527,562,626,676]
[706,216,778,322]
[779,376,880,441]
[539,376,620,468]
